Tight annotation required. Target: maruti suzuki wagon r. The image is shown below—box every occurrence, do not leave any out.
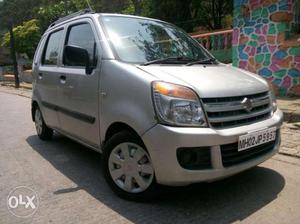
[31,10,283,200]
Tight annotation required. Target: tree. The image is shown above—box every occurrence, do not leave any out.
[147,0,194,32]
[36,0,90,31]
[192,0,233,30]
[9,22,20,88]
[0,0,43,88]
[144,0,232,32]
[2,19,41,59]
[131,0,143,15]
[0,0,41,26]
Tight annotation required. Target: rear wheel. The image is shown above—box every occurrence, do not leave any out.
[102,131,158,201]
[34,107,53,140]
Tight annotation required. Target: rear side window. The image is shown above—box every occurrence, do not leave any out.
[42,29,64,65]
[64,23,97,66]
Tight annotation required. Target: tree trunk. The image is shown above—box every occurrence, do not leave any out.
[212,0,215,29]
[9,23,19,89]
[215,0,223,29]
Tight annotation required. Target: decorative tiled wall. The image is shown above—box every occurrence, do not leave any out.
[233,0,300,95]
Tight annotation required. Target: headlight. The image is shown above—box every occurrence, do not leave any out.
[152,81,207,127]
[268,83,277,112]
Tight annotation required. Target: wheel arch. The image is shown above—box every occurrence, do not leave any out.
[31,101,39,122]
[104,122,142,145]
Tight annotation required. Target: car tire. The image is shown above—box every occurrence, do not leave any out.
[34,106,53,140]
[102,131,159,201]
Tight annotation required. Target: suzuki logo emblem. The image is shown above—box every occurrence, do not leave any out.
[241,97,253,112]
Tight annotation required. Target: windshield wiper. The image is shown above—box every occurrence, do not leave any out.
[186,58,217,66]
[141,56,195,66]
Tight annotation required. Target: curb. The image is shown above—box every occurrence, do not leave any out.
[0,82,33,90]
[0,88,31,99]
[282,111,300,123]
[0,90,31,99]
[278,152,300,159]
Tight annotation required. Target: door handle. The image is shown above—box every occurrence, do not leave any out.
[60,75,66,84]
[60,75,66,80]
[38,73,43,79]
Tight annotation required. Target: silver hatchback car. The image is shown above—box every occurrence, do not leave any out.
[32,10,283,200]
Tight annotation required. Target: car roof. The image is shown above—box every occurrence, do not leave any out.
[46,10,165,33]
[99,13,164,23]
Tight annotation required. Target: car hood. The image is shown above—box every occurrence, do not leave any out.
[136,64,269,98]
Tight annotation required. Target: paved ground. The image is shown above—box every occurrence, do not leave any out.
[0,89,300,224]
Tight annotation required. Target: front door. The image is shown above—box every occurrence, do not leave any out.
[56,20,101,148]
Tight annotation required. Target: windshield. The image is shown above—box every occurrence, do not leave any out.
[100,15,214,64]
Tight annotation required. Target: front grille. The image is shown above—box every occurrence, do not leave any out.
[202,91,272,128]
[177,147,212,170]
[220,140,276,167]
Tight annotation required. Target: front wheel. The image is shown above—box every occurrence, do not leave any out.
[102,131,158,201]
[34,107,53,140]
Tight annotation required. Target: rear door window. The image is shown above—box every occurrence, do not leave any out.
[42,29,64,65]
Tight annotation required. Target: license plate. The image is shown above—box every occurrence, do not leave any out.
[238,127,276,152]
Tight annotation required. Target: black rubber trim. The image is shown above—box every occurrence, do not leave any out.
[41,101,95,124]
[42,101,57,111]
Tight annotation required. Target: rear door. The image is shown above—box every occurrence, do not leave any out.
[34,29,64,129]
[56,19,101,148]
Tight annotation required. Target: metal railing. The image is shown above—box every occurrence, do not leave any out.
[191,29,233,63]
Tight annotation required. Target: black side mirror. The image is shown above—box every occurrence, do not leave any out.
[64,45,93,75]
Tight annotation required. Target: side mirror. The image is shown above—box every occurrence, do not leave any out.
[64,45,93,75]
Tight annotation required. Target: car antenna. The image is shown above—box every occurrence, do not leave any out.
[85,0,93,11]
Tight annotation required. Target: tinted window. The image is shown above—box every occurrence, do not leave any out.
[64,23,97,66]
[294,0,300,34]
[43,30,63,65]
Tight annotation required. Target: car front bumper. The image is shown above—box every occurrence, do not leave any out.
[142,109,283,186]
